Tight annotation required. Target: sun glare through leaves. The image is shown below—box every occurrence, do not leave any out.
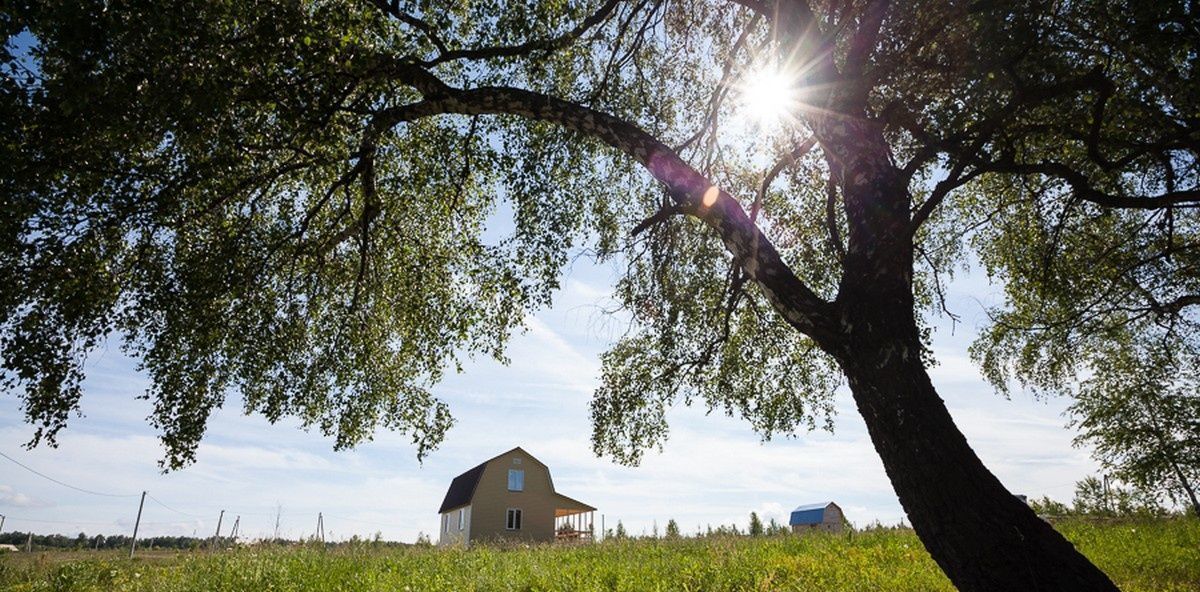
[738,63,800,127]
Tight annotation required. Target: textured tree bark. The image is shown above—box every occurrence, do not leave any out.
[819,149,1120,589]
[829,293,1120,591]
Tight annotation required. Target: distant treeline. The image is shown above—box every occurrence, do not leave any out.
[0,531,410,551]
[0,531,206,551]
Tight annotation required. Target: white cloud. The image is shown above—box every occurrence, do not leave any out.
[0,484,54,508]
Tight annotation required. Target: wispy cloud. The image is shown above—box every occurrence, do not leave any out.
[0,484,54,508]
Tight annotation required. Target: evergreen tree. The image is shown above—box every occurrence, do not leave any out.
[766,517,786,536]
[749,512,764,536]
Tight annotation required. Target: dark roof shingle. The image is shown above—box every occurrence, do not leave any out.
[437,462,486,514]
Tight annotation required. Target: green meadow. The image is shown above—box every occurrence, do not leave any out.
[1,518,1196,592]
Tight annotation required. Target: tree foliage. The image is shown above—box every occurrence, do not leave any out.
[748,511,764,536]
[1069,341,1200,514]
[1071,475,1168,517]
[665,518,681,538]
[5,0,1195,471]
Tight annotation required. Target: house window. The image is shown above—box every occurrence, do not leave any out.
[458,508,465,531]
[506,508,522,530]
[508,469,524,491]
[443,514,448,533]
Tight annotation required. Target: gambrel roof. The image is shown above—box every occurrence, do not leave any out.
[789,501,839,525]
[437,461,487,514]
[437,446,576,514]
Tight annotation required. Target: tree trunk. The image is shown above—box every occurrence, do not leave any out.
[1138,391,1200,517]
[832,294,1119,591]
[1167,457,1200,517]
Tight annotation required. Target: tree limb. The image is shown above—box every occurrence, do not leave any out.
[981,160,1200,210]
[368,0,449,55]
[632,203,689,236]
[375,0,624,67]
[383,64,841,343]
[843,0,889,99]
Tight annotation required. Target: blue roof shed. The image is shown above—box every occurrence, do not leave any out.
[789,502,839,526]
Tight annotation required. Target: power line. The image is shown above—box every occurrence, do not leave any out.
[322,513,411,529]
[2,450,415,534]
[1,516,120,526]
[0,515,183,527]
[145,493,206,518]
[0,450,138,498]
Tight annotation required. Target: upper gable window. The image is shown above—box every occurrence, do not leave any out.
[508,468,524,491]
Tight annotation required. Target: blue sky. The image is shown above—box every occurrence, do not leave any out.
[0,253,1097,543]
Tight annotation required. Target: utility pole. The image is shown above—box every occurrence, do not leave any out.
[273,504,281,541]
[0,514,6,534]
[26,531,32,552]
[316,513,325,544]
[229,516,240,545]
[129,491,146,559]
[211,510,225,549]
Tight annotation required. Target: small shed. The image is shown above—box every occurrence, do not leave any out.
[789,501,844,533]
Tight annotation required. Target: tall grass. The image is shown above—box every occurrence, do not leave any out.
[1,518,1195,591]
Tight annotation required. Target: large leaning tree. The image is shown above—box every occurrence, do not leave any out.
[3,0,1197,589]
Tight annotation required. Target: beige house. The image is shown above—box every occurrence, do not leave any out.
[789,501,845,533]
[437,447,596,545]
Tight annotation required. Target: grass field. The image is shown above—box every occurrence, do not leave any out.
[1,518,1196,591]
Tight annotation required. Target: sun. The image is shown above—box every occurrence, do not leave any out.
[739,64,799,127]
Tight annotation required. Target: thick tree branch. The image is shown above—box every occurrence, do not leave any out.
[755,135,818,222]
[375,0,623,67]
[825,174,847,262]
[384,65,841,343]
[844,0,889,94]
[908,165,986,234]
[981,160,1200,210]
[631,203,690,236]
[1148,293,1200,316]
[892,66,1200,222]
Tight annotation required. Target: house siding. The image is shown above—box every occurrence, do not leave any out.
[468,449,559,543]
[438,505,472,546]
